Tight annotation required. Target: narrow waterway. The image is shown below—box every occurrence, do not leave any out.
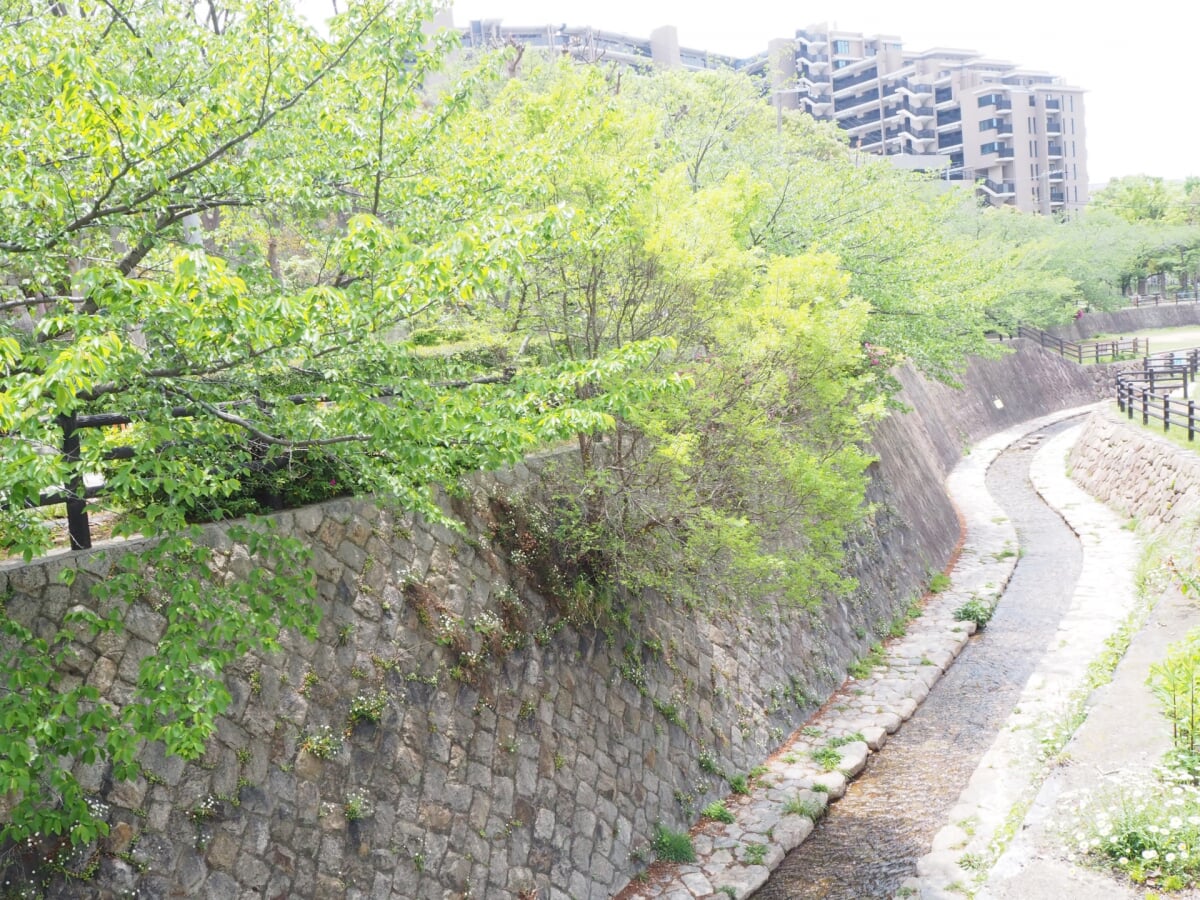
[754,421,1084,899]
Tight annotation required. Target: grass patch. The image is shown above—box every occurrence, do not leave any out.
[929,571,952,593]
[702,800,736,824]
[744,842,767,865]
[954,597,994,629]
[652,824,696,863]
[811,746,842,771]
[1064,779,1200,890]
[783,794,826,820]
[827,732,865,748]
[848,643,886,679]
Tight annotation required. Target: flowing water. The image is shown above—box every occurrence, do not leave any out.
[755,421,1084,899]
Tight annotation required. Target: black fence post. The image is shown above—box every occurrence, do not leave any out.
[1190,400,1196,442]
[56,413,91,550]
[1165,394,1171,433]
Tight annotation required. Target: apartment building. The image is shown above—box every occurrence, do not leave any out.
[787,24,1088,213]
[458,17,1087,213]
[460,19,742,71]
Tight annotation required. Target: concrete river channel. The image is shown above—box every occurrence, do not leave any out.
[754,420,1084,899]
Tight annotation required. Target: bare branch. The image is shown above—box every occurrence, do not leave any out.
[167,387,372,448]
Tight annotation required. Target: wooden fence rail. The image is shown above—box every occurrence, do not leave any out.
[1116,349,1200,442]
[1130,290,1200,307]
[1014,325,1146,363]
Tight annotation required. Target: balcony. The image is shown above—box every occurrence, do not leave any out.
[834,88,881,113]
[937,108,962,127]
[1047,142,1064,156]
[938,131,963,150]
[840,110,883,130]
[1046,118,1062,134]
[1049,190,1065,203]
[981,179,1016,196]
[1045,98,1061,110]
[935,86,953,103]
[980,141,1015,158]
[832,66,880,94]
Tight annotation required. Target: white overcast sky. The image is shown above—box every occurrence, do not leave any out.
[438,0,1198,186]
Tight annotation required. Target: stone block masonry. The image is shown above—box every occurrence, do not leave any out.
[1067,405,1200,530]
[0,341,1115,897]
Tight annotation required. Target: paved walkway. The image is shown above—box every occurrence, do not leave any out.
[621,406,1123,899]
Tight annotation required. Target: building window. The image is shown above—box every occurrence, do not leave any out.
[1029,96,1036,106]
[834,39,851,54]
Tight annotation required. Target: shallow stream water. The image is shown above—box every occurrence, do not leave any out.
[754,421,1084,899]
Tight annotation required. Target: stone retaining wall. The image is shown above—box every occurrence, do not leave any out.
[1047,303,1200,344]
[1067,407,1200,531]
[0,342,1111,898]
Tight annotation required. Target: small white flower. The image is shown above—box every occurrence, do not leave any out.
[1143,849,1159,860]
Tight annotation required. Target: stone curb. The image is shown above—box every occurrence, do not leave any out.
[906,405,1142,899]
[619,406,1102,899]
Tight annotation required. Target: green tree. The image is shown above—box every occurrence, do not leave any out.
[0,0,674,848]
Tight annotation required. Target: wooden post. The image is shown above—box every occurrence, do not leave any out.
[1165,394,1171,433]
[1190,400,1196,442]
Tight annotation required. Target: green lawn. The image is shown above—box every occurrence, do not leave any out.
[1089,326,1200,355]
